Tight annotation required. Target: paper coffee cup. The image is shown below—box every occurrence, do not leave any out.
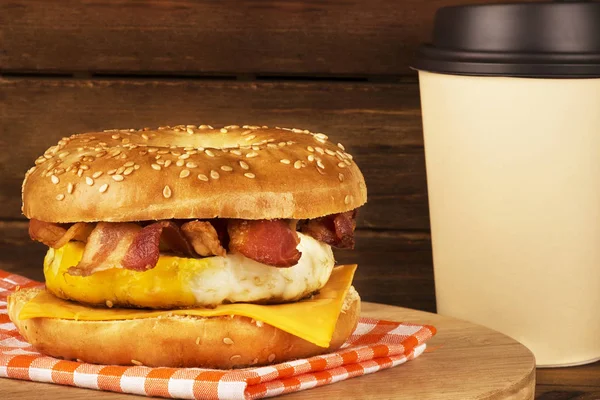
[414,1,600,367]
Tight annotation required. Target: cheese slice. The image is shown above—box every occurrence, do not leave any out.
[19,264,357,348]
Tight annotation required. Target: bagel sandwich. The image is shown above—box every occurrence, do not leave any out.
[9,125,367,369]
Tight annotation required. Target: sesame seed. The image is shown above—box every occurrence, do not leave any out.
[344,158,352,166]
[278,142,286,147]
[77,169,84,177]
[315,133,328,140]
[338,162,347,168]
[131,360,143,366]
[294,160,302,169]
[230,355,241,361]
[280,159,291,165]
[164,160,172,167]
[99,183,109,193]
[186,162,198,169]
[176,159,185,167]
[315,147,325,155]
[151,164,161,171]
[245,135,256,141]
[195,337,201,345]
[267,143,278,149]
[108,169,117,175]
[198,174,209,181]
[205,149,215,157]
[268,354,276,363]
[106,300,113,308]
[252,358,259,365]
[339,173,345,182]
[134,164,140,170]
[345,195,352,205]
[307,154,315,162]
[246,152,258,158]
[221,165,233,172]
[316,138,327,144]
[220,128,228,133]
[179,169,191,178]
[85,177,94,186]
[307,146,315,153]
[92,171,103,178]
[58,151,70,159]
[241,130,252,136]
[252,145,260,151]
[344,152,354,160]
[116,166,125,174]
[56,193,65,201]
[122,138,130,144]
[124,161,135,167]
[179,153,190,160]
[111,134,120,139]
[292,128,303,133]
[317,160,325,169]
[148,147,158,153]
[123,167,134,176]
[337,143,346,151]
[231,150,242,156]
[236,161,248,171]
[325,149,336,156]
[244,172,256,179]
[67,182,74,194]
[210,170,220,180]
[223,337,234,345]
[186,127,194,134]
[141,133,149,140]
[51,175,59,184]
[163,185,172,198]
[96,151,107,158]
[112,174,124,182]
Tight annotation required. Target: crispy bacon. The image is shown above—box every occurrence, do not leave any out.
[181,221,226,257]
[228,219,302,267]
[29,219,93,248]
[122,221,196,271]
[68,222,141,276]
[300,211,357,249]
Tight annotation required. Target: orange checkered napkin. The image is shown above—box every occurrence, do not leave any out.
[0,270,436,399]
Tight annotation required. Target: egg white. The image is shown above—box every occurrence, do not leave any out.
[187,232,335,305]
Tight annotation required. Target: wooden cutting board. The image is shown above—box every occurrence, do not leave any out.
[0,302,536,399]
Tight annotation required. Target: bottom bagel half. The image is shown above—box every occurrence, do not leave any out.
[8,286,360,369]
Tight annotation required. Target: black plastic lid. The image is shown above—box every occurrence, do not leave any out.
[413,1,600,77]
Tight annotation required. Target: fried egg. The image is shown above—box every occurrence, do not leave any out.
[44,232,335,308]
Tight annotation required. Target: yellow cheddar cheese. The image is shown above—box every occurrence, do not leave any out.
[20,263,357,348]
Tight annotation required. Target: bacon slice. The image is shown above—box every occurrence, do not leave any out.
[181,221,226,257]
[300,210,357,249]
[228,219,301,267]
[68,222,141,276]
[29,219,93,248]
[122,221,196,271]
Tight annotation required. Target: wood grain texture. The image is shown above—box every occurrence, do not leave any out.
[0,302,536,399]
[0,0,535,76]
[0,221,436,311]
[0,77,429,230]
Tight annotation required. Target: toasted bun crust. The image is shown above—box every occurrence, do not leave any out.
[8,287,360,369]
[22,125,366,223]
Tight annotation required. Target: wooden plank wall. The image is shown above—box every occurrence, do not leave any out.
[0,0,530,312]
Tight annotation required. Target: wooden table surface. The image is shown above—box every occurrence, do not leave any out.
[2,301,598,399]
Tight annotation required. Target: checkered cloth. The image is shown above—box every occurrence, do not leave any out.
[0,270,436,399]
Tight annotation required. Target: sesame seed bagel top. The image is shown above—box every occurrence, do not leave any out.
[22,125,367,223]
